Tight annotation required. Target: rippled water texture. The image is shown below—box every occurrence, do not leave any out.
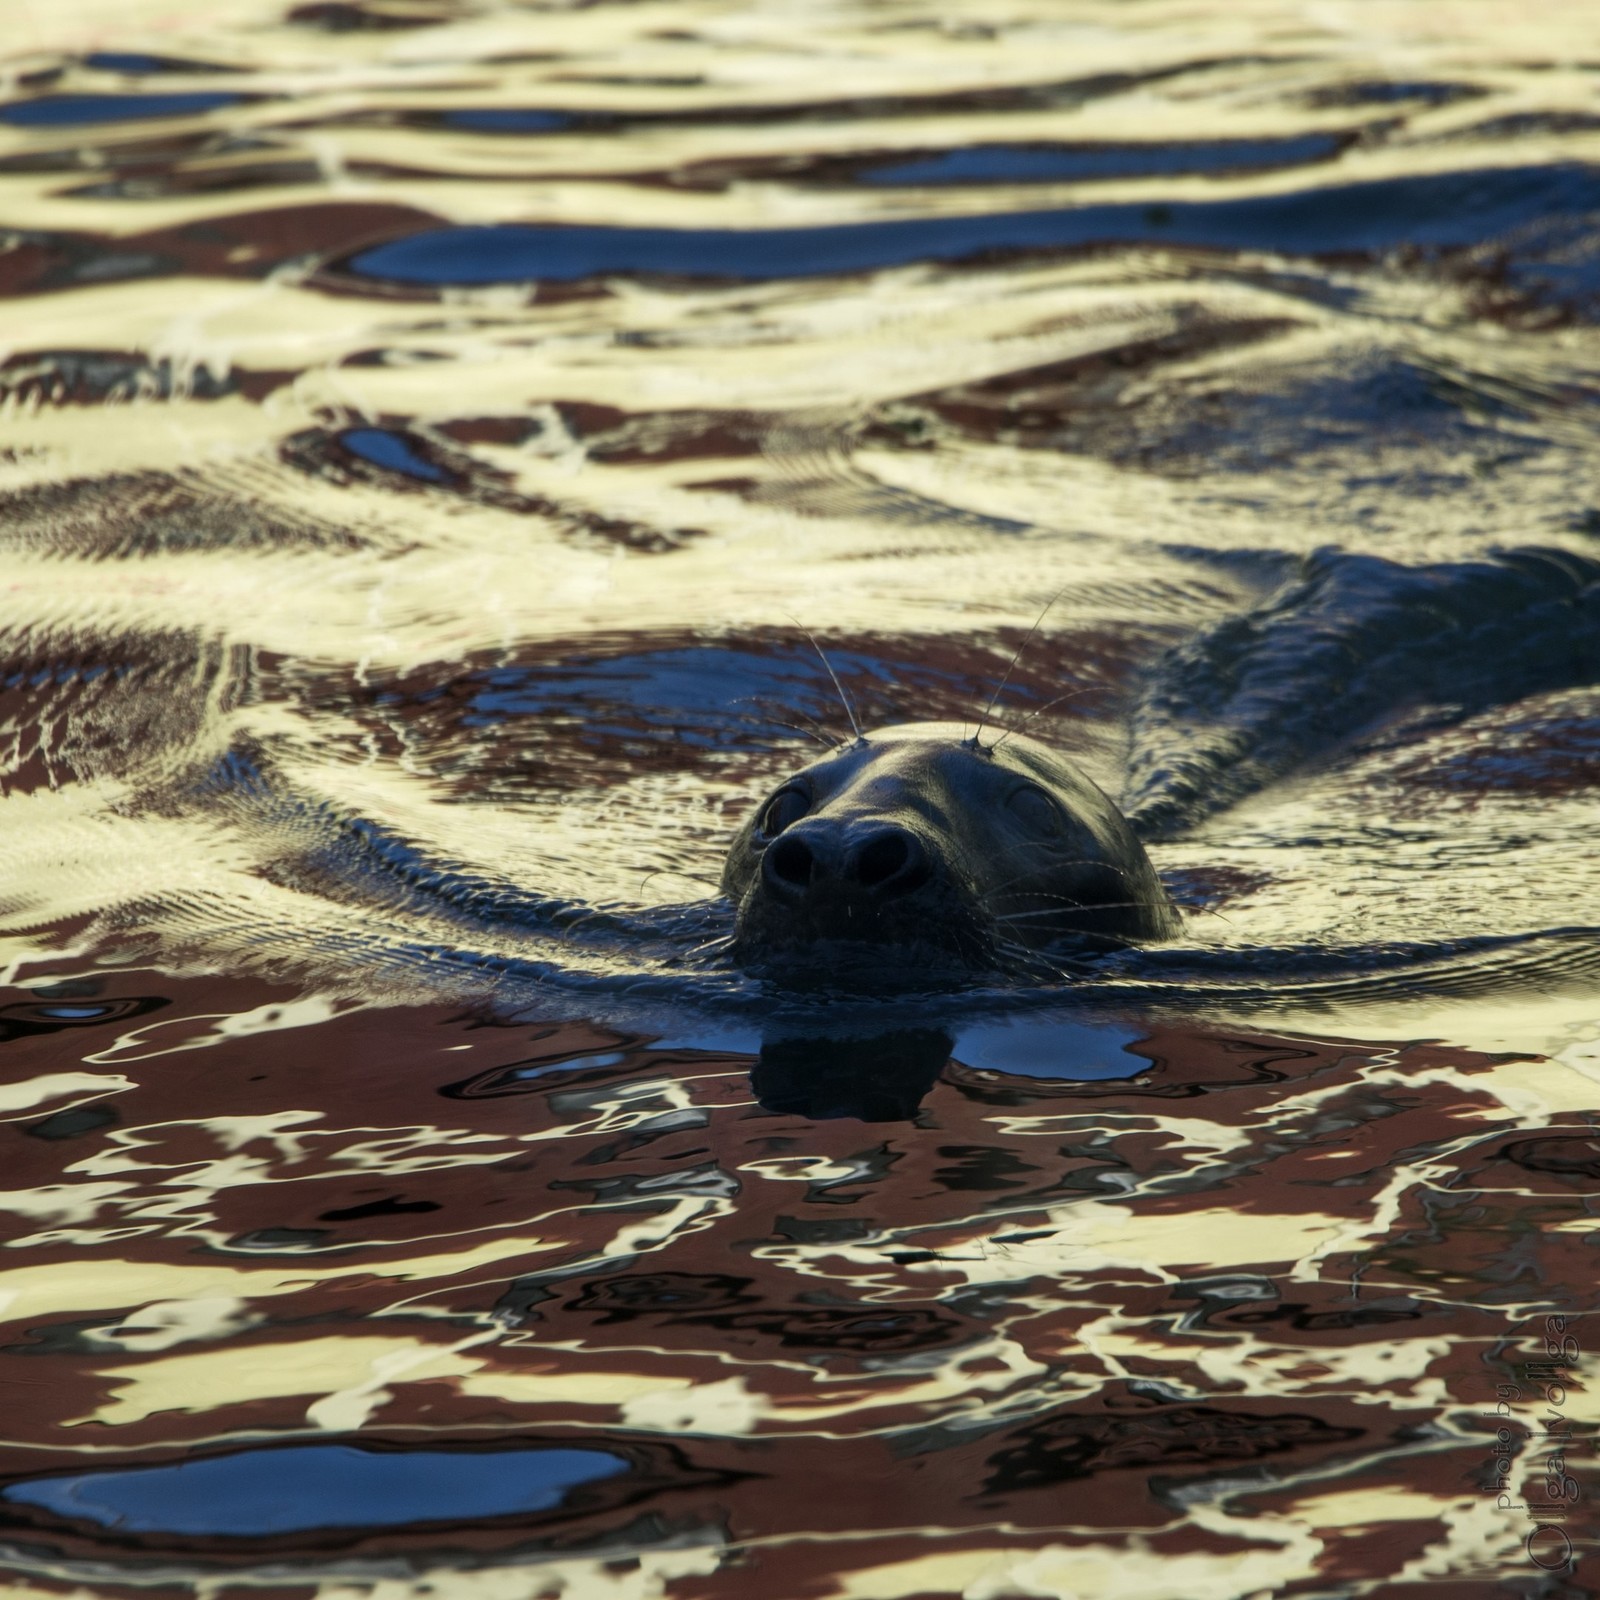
[1,2,1597,1595]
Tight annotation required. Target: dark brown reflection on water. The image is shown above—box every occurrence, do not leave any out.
[0,968,1591,1593]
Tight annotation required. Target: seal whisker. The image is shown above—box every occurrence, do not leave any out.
[970,582,1073,748]
[989,685,1097,750]
[987,935,1079,976]
[1000,920,1144,953]
[991,841,1141,865]
[985,891,1116,910]
[729,693,843,749]
[990,890,1224,927]
[978,857,1140,900]
[771,720,838,748]
[784,615,864,742]
[992,899,1176,923]
[640,867,722,895]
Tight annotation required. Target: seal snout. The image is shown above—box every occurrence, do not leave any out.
[724,721,1180,981]
[760,820,930,909]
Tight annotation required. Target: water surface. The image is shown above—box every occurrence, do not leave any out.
[0,1,1596,1594]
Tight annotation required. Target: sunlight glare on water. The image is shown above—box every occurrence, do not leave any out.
[0,0,1596,1595]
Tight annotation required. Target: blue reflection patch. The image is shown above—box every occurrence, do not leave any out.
[2,1443,628,1536]
[340,428,450,483]
[346,164,1600,285]
[0,92,243,126]
[459,645,913,745]
[954,1021,1149,1081]
[445,109,576,133]
[859,135,1345,187]
[84,53,208,75]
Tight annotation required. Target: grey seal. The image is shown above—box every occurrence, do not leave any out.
[722,721,1177,983]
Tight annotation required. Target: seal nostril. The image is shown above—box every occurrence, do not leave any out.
[856,833,909,888]
[853,829,927,897]
[768,836,814,891]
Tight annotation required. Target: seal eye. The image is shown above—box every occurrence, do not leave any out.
[759,786,810,838]
[1007,784,1062,836]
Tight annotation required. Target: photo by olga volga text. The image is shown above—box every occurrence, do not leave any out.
[1488,1315,1584,1572]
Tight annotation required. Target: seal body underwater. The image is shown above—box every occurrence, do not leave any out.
[722,721,1178,983]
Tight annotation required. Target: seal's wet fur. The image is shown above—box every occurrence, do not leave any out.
[723,722,1177,984]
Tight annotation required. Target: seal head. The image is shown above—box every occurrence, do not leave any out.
[722,722,1178,984]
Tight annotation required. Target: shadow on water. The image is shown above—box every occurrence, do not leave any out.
[753,1030,955,1121]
